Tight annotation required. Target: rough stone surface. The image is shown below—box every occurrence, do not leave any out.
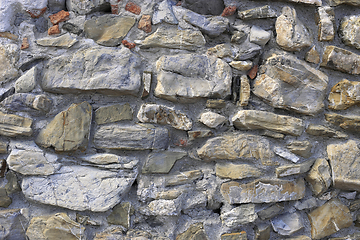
[221,204,258,227]
[229,61,253,71]
[0,46,19,84]
[0,111,33,137]
[258,204,284,220]
[340,15,360,49]
[66,0,110,14]
[95,103,133,125]
[138,14,152,33]
[238,5,277,19]
[188,130,213,141]
[287,141,312,158]
[165,170,203,186]
[221,232,247,240]
[36,33,78,48]
[176,222,208,240]
[1,93,52,112]
[271,212,304,236]
[199,111,227,128]
[325,112,360,132]
[328,79,360,110]
[305,46,321,64]
[142,151,187,174]
[306,159,331,196]
[153,0,178,25]
[321,45,360,74]
[306,124,348,138]
[216,163,262,179]
[0,208,28,240]
[14,66,37,93]
[107,202,132,229]
[249,25,271,46]
[274,147,300,163]
[276,159,315,177]
[316,7,335,41]
[182,0,224,15]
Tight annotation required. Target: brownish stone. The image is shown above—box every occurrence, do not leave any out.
[21,37,29,50]
[48,25,60,35]
[221,231,247,240]
[221,6,237,17]
[0,32,18,40]
[49,10,69,25]
[328,79,360,110]
[121,40,136,49]
[248,65,258,79]
[26,7,47,18]
[125,2,141,15]
[111,4,119,14]
[138,15,152,33]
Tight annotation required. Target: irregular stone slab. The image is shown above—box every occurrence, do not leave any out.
[255,0,321,5]
[182,0,224,15]
[15,66,37,93]
[176,222,209,240]
[206,99,226,109]
[276,159,315,178]
[199,111,226,128]
[262,130,285,139]
[197,133,275,165]
[232,110,305,136]
[94,124,169,150]
[329,233,360,240]
[36,102,91,152]
[1,94,52,112]
[137,103,192,130]
[287,141,312,158]
[66,0,110,14]
[274,147,300,163]
[188,130,213,141]
[0,208,28,240]
[153,0,178,25]
[271,212,304,236]
[308,199,352,239]
[321,45,360,74]
[221,232,247,240]
[107,202,132,229]
[221,204,258,228]
[231,31,247,44]
[253,51,328,115]
[258,204,284,220]
[325,112,360,132]
[0,188,11,207]
[95,103,133,125]
[238,5,277,19]
[80,154,139,170]
[229,61,253,71]
[306,159,331,196]
[146,199,180,216]
[305,46,321,64]
[5,171,20,195]
[328,79,360,110]
[36,33,78,48]
[84,15,135,47]
[22,165,138,212]
[220,178,306,204]
[42,47,142,95]
[0,112,33,137]
[316,7,335,41]
[216,163,262,179]
[295,197,318,210]
[142,151,187,174]
[164,170,203,186]
[306,124,348,138]
[141,27,206,50]
[155,53,231,102]
[250,26,271,46]
[0,140,7,154]
[0,46,18,84]
[275,6,312,51]
[142,71,152,99]
[26,212,85,240]
[327,140,360,191]
[340,15,360,49]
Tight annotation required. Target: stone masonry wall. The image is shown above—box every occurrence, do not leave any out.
[1,0,360,239]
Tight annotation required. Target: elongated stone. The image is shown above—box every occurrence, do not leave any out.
[142,151,187,174]
[287,141,312,158]
[216,163,262,179]
[316,7,335,41]
[325,112,360,132]
[0,46,18,84]
[321,46,360,74]
[276,159,315,177]
[0,112,32,137]
[253,51,328,115]
[1,94,52,112]
[329,0,360,6]
[94,124,169,150]
[306,158,331,196]
[220,178,306,204]
[239,75,250,106]
[232,110,305,136]
[221,204,258,227]
[80,154,139,170]
[306,124,348,138]
[36,33,78,48]
[238,5,277,20]
[95,103,133,125]
[328,79,360,110]
[274,147,300,163]
[221,232,247,240]
[164,170,203,186]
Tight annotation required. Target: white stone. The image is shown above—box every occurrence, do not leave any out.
[249,25,271,46]
[152,0,178,25]
[15,66,37,93]
[36,33,78,48]
[274,147,300,163]
[199,111,227,128]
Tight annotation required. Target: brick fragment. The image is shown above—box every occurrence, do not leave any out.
[49,10,70,25]
[125,2,141,15]
[122,40,136,49]
[138,15,152,33]
[48,25,60,35]
[221,5,237,17]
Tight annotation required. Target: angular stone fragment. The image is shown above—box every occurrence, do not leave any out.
[94,124,169,150]
[137,103,192,130]
[15,66,37,93]
[95,103,133,125]
[316,7,335,41]
[125,2,141,15]
[42,47,142,95]
[340,15,360,49]
[220,178,306,204]
[21,37,29,50]
[221,204,258,227]
[5,171,20,195]
[231,31,247,44]
[221,232,247,240]
[142,71,152,98]
[141,27,206,50]
[206,99,226,109]
[286,236,311,240]
[249,26,271,46]
[271,212,304,236]
[36,102,91,151]
[197,133,275,165]
[287,141,312,157]
[84,15,135,47]
[36,33,78,48]
[49,10,69,25]
[142,151,187,174]
[80,154,138,169]
[305,46,321,64]
[255,223,271,240]
[153,0,178,25]
[308,199,352,239]
[276,6,312,51]
[138,15,152,33]
[329,233,360,240]
[22,165,138,211]
[325,112,360,131]
[0,208,28,240]
[321,45,360,74]
[184,11,229,37]
[232,110,305,136]
[48,25,60,35]
[146,199,179,216]
[306,124,348,138]
[221,6,237,17]
[66,0,110,14]
[262,130,285,139]
[253,51,328,115]
[0,140,7,154]
[276,159,315,177]
[188,130,213,141]
[238,5,277,19]
[155,53,231,102]
[258,204,284,220]
[0,46,18,83]
[230,61,253,71]
[199,111,226,128]
[1,94,52,112]
[176,222,209,240]
[328,79,360,110]
[306,158,331,196]
[107,202,132,229]
[294,197,318,210]
[0,188,11,207]
[182,0,224,15]
[62,23,83,35]
[0,112,33,137]
[165,170,203,186]
[216,163,262,179]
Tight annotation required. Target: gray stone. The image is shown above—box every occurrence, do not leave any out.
[231,31,247,44]
[184,11,229,37]
[232,110,305,136]
[152,0,178,25]
[146,199,180,216]
[294,197,318,210]
[216,163,262,179]
[306,124,348,138]
[188,130,213,141]
[258,204,284,220]
[271,212,304,236]
[66,0,111,15]
[36,102,91,152]
[107,202,132,229]
[275,6,312,51]
[220,178,306,204]
[0,188,11,208]
[274,147,300,163]
[95,103,133,125]
[238,5,277,20]
[341,16,360,47]
[325,112,360,132]
[182,0,224,15]
[197,133,276,166]
[199,111,226,128]
[36,33,78,48]
[176,222,209,240]
[141,27,206,50]
[22,164,138,212]
[0,46,19,84]
[94,124,169,150]
[164,170,203,186]
[321,45,360,74]
[0,208,28,240]
[276,159,315,177]
[41,47,142,95]
[253,51,328,115]
[15,66,37,93]
[0,112,33,137]
[306,158,332,196]
[206,99,226,109]
[155,53,231,102]
[249,26,271,46]
[137,103,192,130]
[235,41,262,60]
[221,204,258,228]
[316,7,335,41]
[287,141,312,158]
[255,223,271,240]
[262,130,285,139]
[80,154,139,169]
[5,171,21,195]
[1,94,52,112]
[142,151,187,174]
[142,71,152,98]
[329,0,360,5]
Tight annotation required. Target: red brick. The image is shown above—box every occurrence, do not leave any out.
[125,2,141,15]
[138,15,152,33]
[48,25,60,35]
[122,40,136,49]
[49,10,69,25]
[221,5,236,17]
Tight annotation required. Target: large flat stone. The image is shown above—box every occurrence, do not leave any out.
[253,51,328,115]
[155,53,232,102]
[0,112,32,137]
[41,47,142,95]
[94,124,169,150]
[22,165,138,212]
[321,45,360,74]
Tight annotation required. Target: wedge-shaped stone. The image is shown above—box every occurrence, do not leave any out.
[258,204,284,220]
[232,110,305,136]
[199,111,227,128]
[287,141,312,158]
[221,204,258,228]
[253,51,328,115]
[142,151,187,174]
[327,140,360,191]
[238,5,277,19]
[321,46,360,74]
[197,134,275,165]
[271,212,304,236]
[137,103,192,130]
[0,208,28,240]
[325,112,360,132]
[0,112,32,137]
[152,0,178,25]
[328,79,360,110]
[22,165,138,212]
[36,33,78,48]
[220,178,306,204]
[306,158,331,196]
[276,159,315,177]
[94,124,169,150]
[84,15,135,47]
[141,27,206,50]
[41,47,142,95]
[306,124,348,138]
[308,199,352,239]
[36,102,91,152]
[216,163,262,179]
[155,53,232,102]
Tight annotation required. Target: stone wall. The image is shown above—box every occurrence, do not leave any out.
[0,0,360,239]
